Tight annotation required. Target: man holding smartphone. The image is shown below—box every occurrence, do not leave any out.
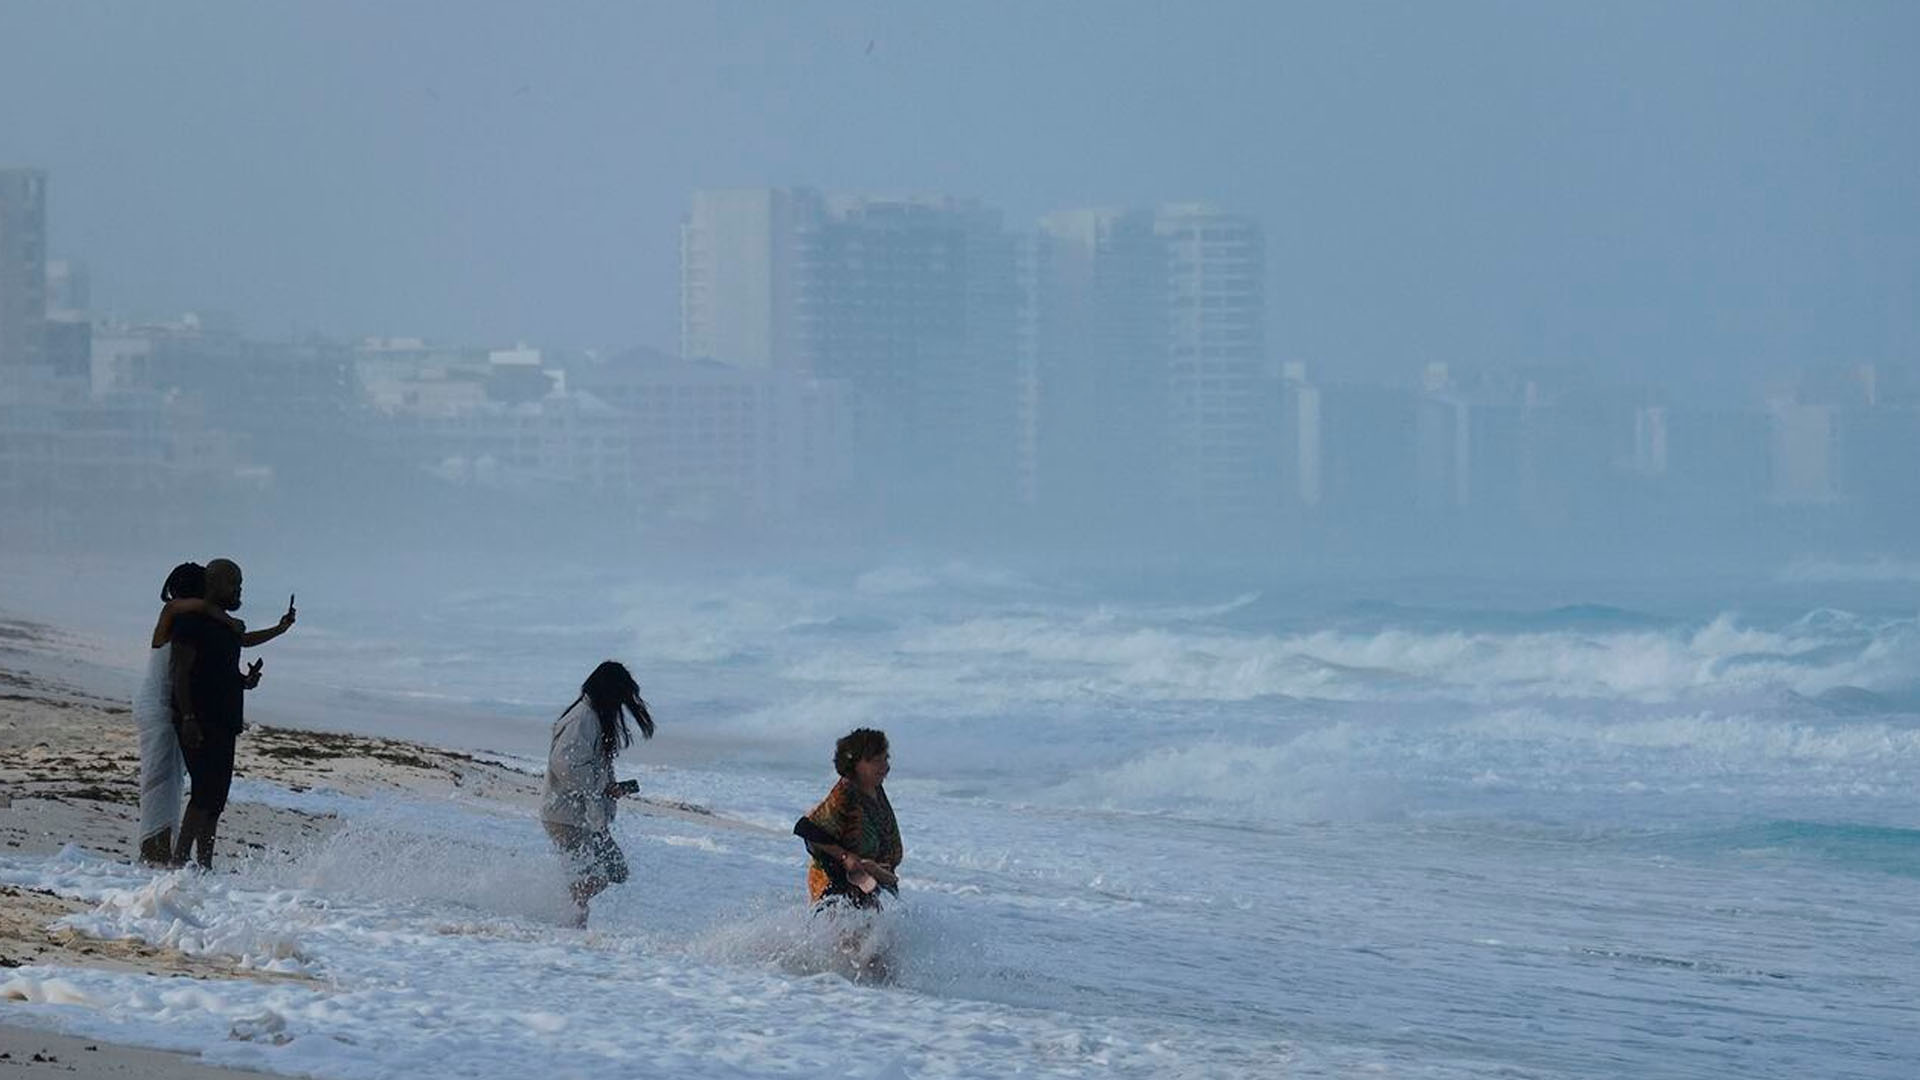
[169,560,296,869]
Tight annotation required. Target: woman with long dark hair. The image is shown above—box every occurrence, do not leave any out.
[540,660,655,927]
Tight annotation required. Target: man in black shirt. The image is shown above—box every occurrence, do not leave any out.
[169,558,263,869]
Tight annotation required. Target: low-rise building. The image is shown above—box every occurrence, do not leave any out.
[360,347,850,527]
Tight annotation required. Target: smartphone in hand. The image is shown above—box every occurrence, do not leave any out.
[614,779,640,797]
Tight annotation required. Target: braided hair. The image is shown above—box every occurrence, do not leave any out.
[161,562,207,602]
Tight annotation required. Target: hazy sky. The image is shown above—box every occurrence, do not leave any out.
[2,2,1915,381]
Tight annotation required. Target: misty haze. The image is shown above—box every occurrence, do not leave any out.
[1,5,1916,1080]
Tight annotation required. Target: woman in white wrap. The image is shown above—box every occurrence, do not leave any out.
[133,562,296,865]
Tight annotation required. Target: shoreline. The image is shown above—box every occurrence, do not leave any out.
[0,1022,276,1079]
[0,606,762,773]
[0,619,551,1078]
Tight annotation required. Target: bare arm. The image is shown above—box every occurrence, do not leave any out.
[169,634,202,749]
[155,598,242,648]
[240,621,291,648]
[240,596,295,648]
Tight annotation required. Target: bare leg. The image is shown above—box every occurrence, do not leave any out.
[172,808,219,870]
[193,813,220,870]
[566,873,608,927]
[171,809,205,868]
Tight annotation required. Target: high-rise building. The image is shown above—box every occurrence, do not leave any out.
[682,189,1026,525]
[1155,205,1269,518]
[0,168,49,371]
[1029,203,1272,527]
[798,194,1025,520]
[1032,208,1169,527]
[686,190,1276,530]
[46,258,89,314]
[679,188,819,370]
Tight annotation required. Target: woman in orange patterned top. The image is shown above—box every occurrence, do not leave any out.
[793,728,903,910]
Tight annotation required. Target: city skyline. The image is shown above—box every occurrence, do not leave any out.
[2,3,1914,383]
[9,170,1912,400]
[6,165,1917,567]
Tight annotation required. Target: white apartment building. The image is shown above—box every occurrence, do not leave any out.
[1156,205,1270,518]
[679,188,818,370]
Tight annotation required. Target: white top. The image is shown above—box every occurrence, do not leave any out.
[540,698,616,831]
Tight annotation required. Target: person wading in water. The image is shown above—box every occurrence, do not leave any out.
[794,728,903,910]
[540,661,656,927]
[794,728,904,980]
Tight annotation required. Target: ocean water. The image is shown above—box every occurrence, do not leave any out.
[4,559,1919,1078]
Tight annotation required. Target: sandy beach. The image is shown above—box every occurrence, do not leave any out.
[0,618,544,1078]
[0,1022,276,1080]
[0,610,776,1080]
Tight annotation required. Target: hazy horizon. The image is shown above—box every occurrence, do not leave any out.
[3,2,1916,383]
